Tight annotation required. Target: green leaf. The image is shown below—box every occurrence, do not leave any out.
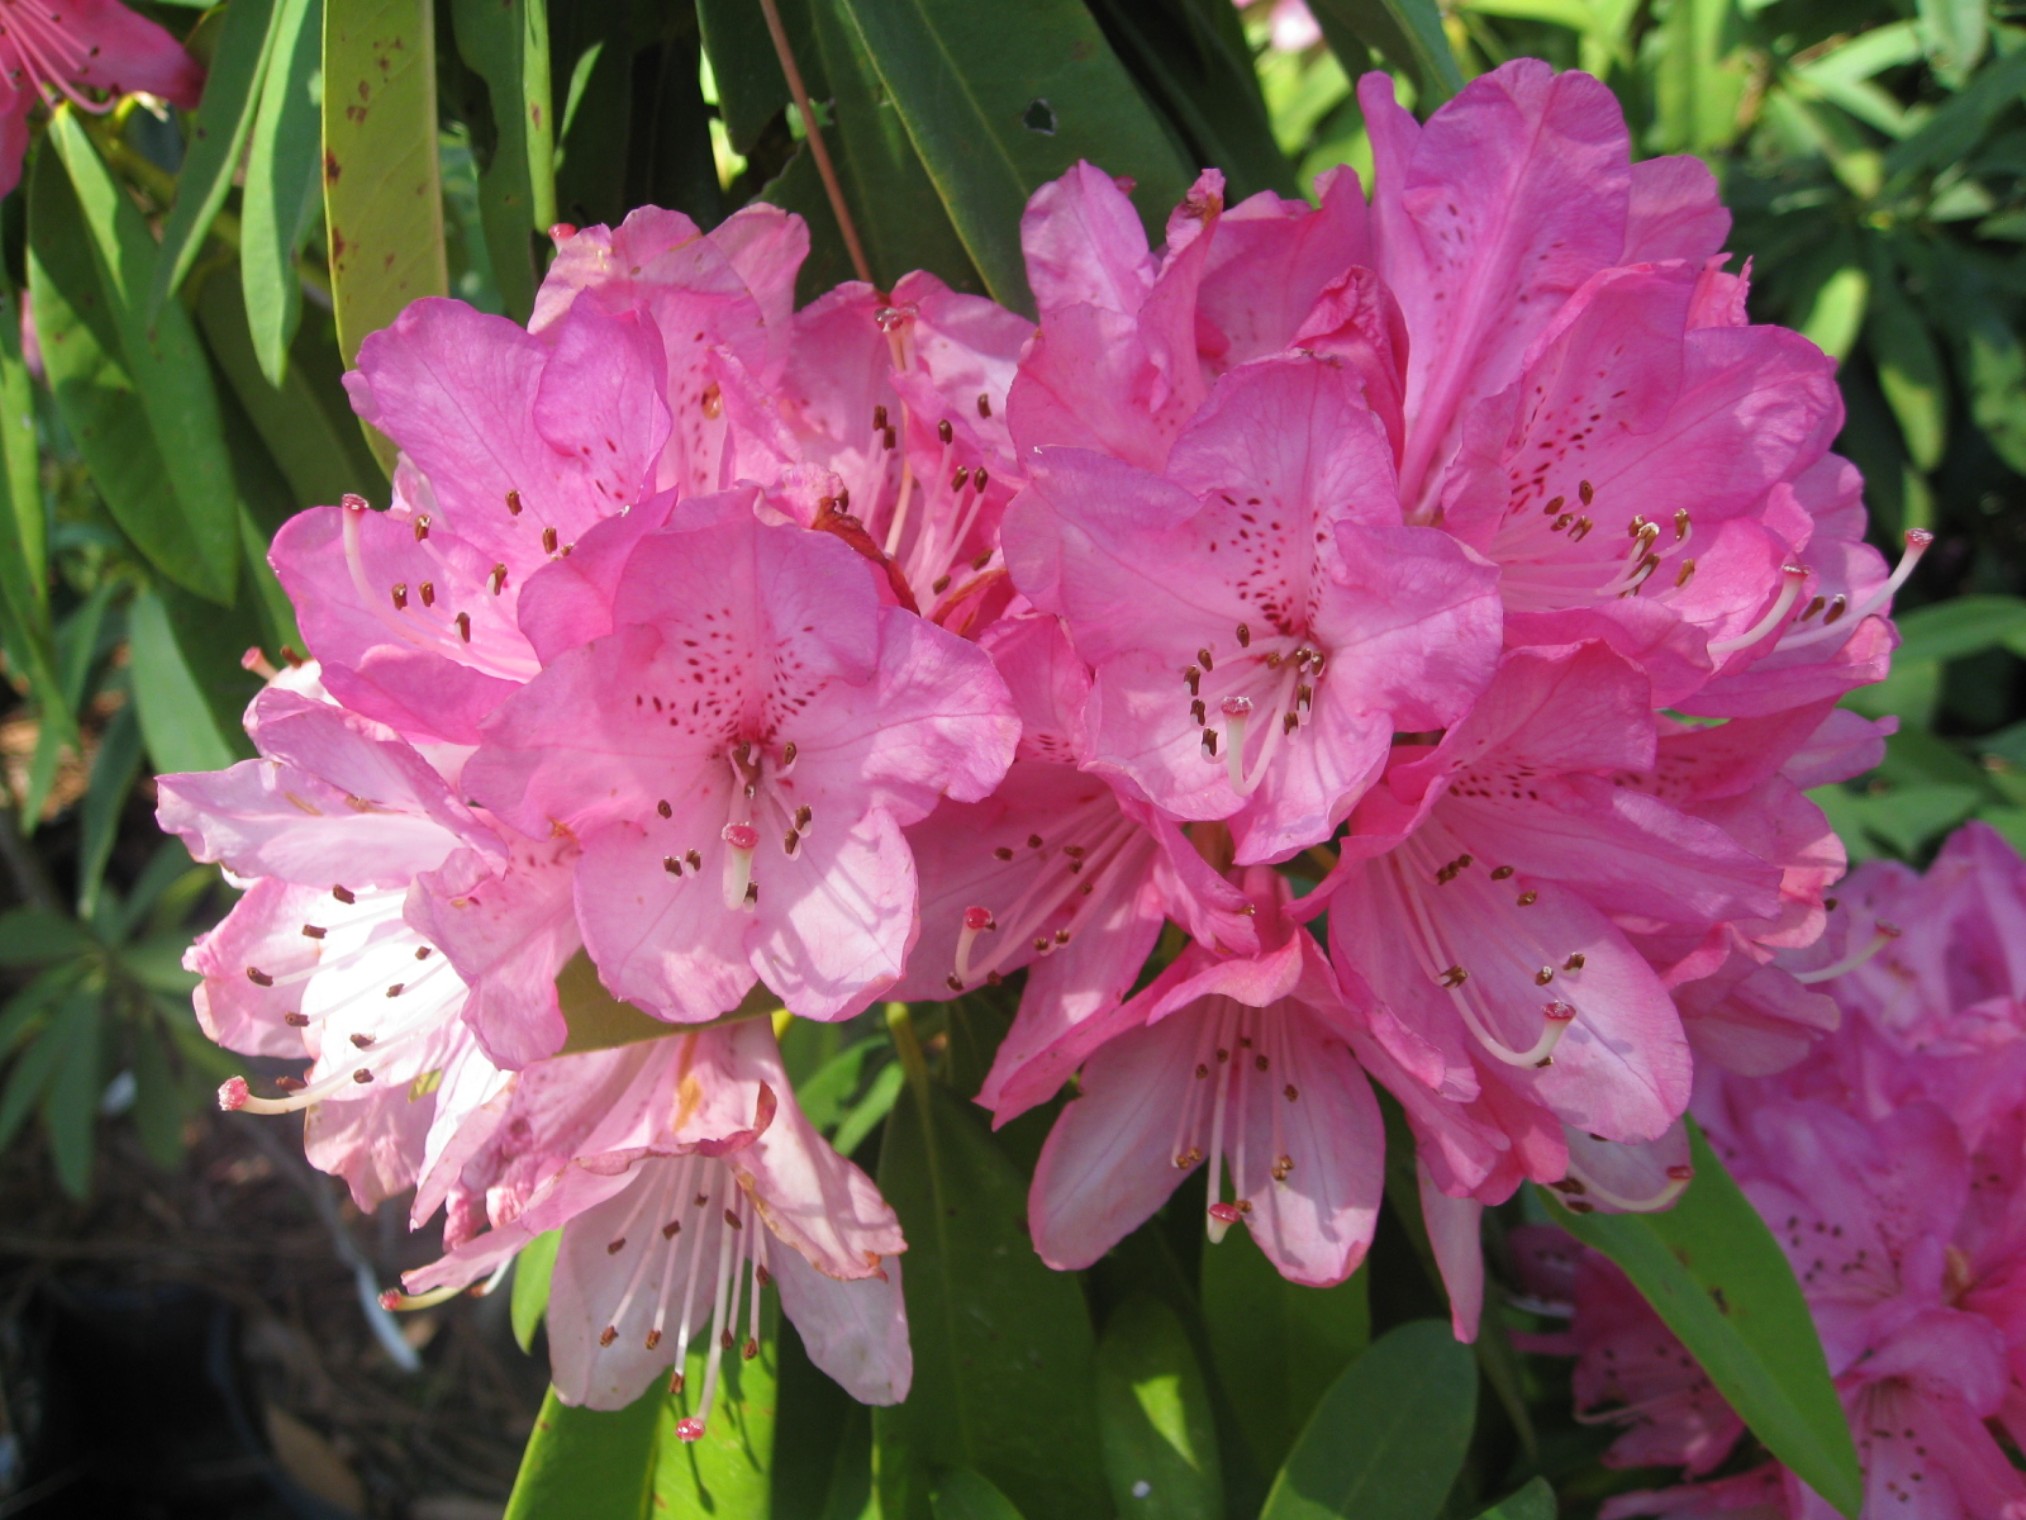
[77,701,144,920]
[505,1386,660,1520]
[1307,0,1466,107]
[1865,275,1948,473]
[1259,1319,1475,1520]
[833,1060,902,1158]
[451,0,557,324]
[242,0,326,386]
[1095,1295,1223,1520]
[697,0,823,154]
[1540,1122,1862,1518]
[511,1230,561,1352]
[762,0,980,300]
[151,0,284,314]
[833,0,1195,312]
[1892,594,2026,664]
[129,1022,188,1169]
[323,0,449,471]
[873,1072,1107,1520]
[195,261,383,513]
[0,1001,84,1153]
[23,580,119,824]
[931,1469,1027,1520]
[0,909,94,968]
[44,994,103,1200]
[1643,0,1748,155]
[1915,0,1988,86]
[1088,0,1299,201]
[1472,1476,1556,1520]
[0,964,83,1060]
[1201,1227,1369,1474]
[32,118,242,604]
[1789,237,1870,364]
[654,1300,778,1517]
[0,280,64,750]
[125,588,257,774]
[1949,279,2026,475]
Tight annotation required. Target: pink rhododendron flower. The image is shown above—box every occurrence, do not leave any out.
[0,0,202,197]
[465,491,1018,1024]
[1020,867,1384,1286]
[155,677,517,1208]
[402,1020,909,1425]
[1531,825,2026,1519]
[1004,356,1501,863]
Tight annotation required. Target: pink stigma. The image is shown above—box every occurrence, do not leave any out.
[963,906,994,932]
[218,1076,251,1111]
[1207,1201,1243,1224]
[378,1289,403,1311]
[550,222,579,241]
[674,1416,707,1443]
[722,823,760,852]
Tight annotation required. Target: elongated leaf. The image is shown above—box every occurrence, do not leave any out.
[1866,275,1948,472]
[1307,0,1465,106]
[1892,595,2026,664]
[77,702,144,920]
[1089,0,1297,201]
[1641,0,1748,154]
[1260,1319,1474,1520]
[0,909,93,968]
[1095,1295,1222,1520]
[932,1469,1026,1520]
[1473,1476,1556,1520]
[44,994,102,1199]
[0,277,63,747]
[129,1022,187,1169]
[0,1009,79,1152]
[125,589,255,774]
[451,0,556,323]
[33,117,241,604]
[505,1386,659,1520]
[874,1075,1106,1520]
[323,0,448,469]
[1541,1123,1862,1518]
[834,0,1194,312]
[762,0,979,300]
[511,1230,561,1352]
[242,0,325,385]
[153,0,283,315]
[697,0,823,154]
[1201,1229,1369,1474]
[196,266,382,512]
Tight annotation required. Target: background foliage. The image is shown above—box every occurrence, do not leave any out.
[0,0,2019,1515]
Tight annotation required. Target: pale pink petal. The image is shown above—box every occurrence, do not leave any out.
[1418,1163,1485,1341]
[769,1247,912,1405]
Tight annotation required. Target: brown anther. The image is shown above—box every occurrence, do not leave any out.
[302,924,326,939]
[1579,479,1594,505]
[883,425,897,450]
[784,829,801,856]
[505,489,523,516]
[1185,665,1202,696]
[390,583,408,610]
[1490,865,1515,880]
[686,850,703,871]
[386,983,404,997]
[657,799,673,819]
[1196,647,1214,672]
[1517,890,1538,906]
[937,418,954,445]
[455,612,471,643]
[946,973,965,991]
[599,1326,618,1346]
[1802,594,1827,621]
[1822,595,1848,625]
[974,468,990,493]
[756,1265,772,1288]
[413,515,431,540]
[1191,698,1207,726]
[489,563,508,595]
[1284,1083,1299,1101]
[724,1208,742,1230]
[351,1033,375,1049]
[1564,953,1586,971]
[1440,965,1468,988]
[334,885,356,904]
[1676,559,1698,588]
[873,404,888,432]
[419,581,436,607]
[782,742,797,768]
[284,1012,310,1027]
[977,393,992,419]
[1535,967,1555,985]
[352,1069,374,1085]
[247,967,274,987]
[1235,622,1251,647]
[541,526,559,554]
[668,1371,685,1395]
[952,466,971,492]
[1202,730,1219,758]
[930,575,951,595]
[645,1330,662,1349]
[795,806,813,829]
[1027,834,1043,849]
[744,882,759,906]
[664,856,683,876]
[1272,1154,1293,1181]
[743,1337,758,1361]
[1542,494,1564,515]
[1674,507,1691,539]
[607,1237,626,1255]
[701,383,723,420]
[1282,713,1300,734]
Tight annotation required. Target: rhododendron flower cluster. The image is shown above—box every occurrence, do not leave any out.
[1523,823,2026,1519]
[157,58,1908,1437]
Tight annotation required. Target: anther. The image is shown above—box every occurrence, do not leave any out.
[977,393,992,419]
[455,612,471,643]
[302,924,326,939]
[489,563,508,595]
[413,515,431,540]
[1197,647,1214,672]
[937,419,953,445]
[334,885,356,903]
[1236,623,1250,647]
[658,799,673,819]
[1579,479,1594,505]
[247,967,274,987]
[284,1012,310,1027]
[351,1033,375,1049]
[391,583,408,610]
[542,526,559,554]
[1440,965,1468,988]
[1517,890,1538,906]
[506,490,523,516]
[873,404,888,432]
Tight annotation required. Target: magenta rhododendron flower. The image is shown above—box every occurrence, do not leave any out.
[0,0,202,197]
[403,1021,908,1421]
[1528,824,2026,1519]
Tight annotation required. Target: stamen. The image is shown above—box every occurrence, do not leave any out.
[1708,565,1808,657]
[1779,531,1932,652]
[1791,923,1900,984]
